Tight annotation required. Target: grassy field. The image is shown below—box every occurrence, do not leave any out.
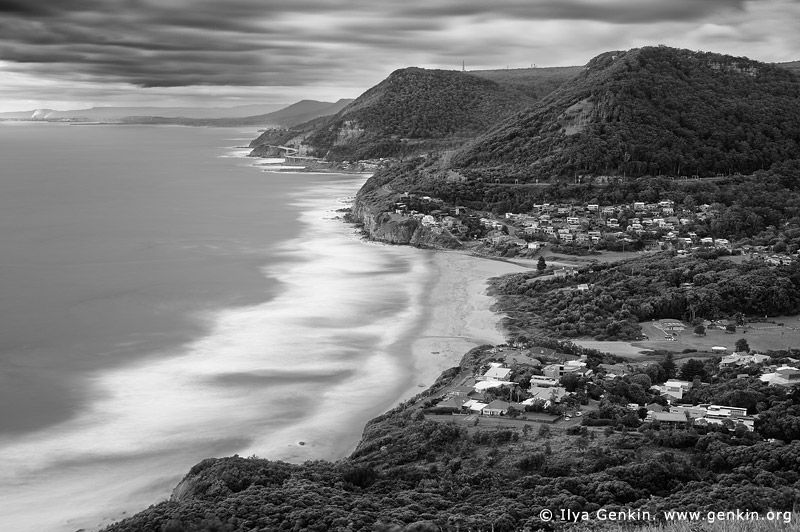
[576,318,800,362]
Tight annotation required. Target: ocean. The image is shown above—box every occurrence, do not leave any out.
[0,123,436,531]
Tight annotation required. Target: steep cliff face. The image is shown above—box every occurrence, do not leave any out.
[352,182,462,249]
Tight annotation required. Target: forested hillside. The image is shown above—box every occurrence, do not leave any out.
[450,46,800,181]
[250,67,540,161]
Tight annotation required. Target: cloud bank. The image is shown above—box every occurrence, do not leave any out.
[0,0,797,110]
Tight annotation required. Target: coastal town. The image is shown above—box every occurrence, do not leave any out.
[391,188,796,263]
[421,339,800,438]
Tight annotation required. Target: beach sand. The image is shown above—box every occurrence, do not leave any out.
[404,251,528,396]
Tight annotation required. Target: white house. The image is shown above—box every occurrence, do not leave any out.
[481,365,512,381]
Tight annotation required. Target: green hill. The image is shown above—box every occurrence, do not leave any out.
[249,67,540,161]
[450,46,800,182]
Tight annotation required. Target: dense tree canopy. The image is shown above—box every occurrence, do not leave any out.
[489,253,800,341]
[451,47,800,181]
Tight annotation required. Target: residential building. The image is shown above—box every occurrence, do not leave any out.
[483,399,511,416]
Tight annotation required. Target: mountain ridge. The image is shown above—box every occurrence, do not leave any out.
[449,46,800,181]
[248,65,580,161]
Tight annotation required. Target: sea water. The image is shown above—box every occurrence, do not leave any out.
[0,123,433,531]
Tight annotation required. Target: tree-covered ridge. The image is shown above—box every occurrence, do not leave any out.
[491,254,800,341]
[249,68,541,162]
[450,46,800,181]
[301,68,537,161]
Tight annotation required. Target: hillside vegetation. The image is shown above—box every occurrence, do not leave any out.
[450,46,800,181]
[469,65,582,100]
[103,357,800,532]
[491,253,800,341]
[250,67,544,161]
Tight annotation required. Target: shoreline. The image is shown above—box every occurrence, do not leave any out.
[311,245,528,462]
[404,250,527,396]
[359,248,527,460]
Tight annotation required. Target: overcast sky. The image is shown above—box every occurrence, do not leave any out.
[0,0,798,112]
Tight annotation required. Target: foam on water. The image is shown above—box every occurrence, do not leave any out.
[0,173,434,532]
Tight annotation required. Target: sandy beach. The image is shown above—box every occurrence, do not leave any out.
[404,251,528,396]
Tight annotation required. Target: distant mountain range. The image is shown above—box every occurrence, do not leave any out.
[0,104,287,120]
[0,99,354,128]
[249,65,579,160]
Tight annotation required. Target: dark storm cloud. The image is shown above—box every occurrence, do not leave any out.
[0,0,793,103]
[393,0,750,24]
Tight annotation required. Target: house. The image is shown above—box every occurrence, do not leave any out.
[543,360,590,379]
[751,353,771,364]
[711,346,728,354]
[553,267,578,278]
[440,216,457,228]
[650,412,689,426]
[671,405,707,419]
[474,379,512,392]
[436,396,469,412]
[527,241,543,251]
[481,365,512,381]
[760,366,800,387]
[665,379,693,391]
[529,375,560,387]
[720,354,750,367]
[464,400,488,413]
[705,404,748,419]
[527,385,568,405]
[483,399,511,416]
[450,385,476,397]
[653,379,693,400]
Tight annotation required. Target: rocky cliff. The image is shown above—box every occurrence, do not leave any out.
[351,186,462,249]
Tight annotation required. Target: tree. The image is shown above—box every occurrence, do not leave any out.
[679,359,707,381]
[537,256,547,271]
[538,424,551,439]
[735,338,750,353]
[660,353,677,379]
[726,324,736,334]
[694,324,706,336]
